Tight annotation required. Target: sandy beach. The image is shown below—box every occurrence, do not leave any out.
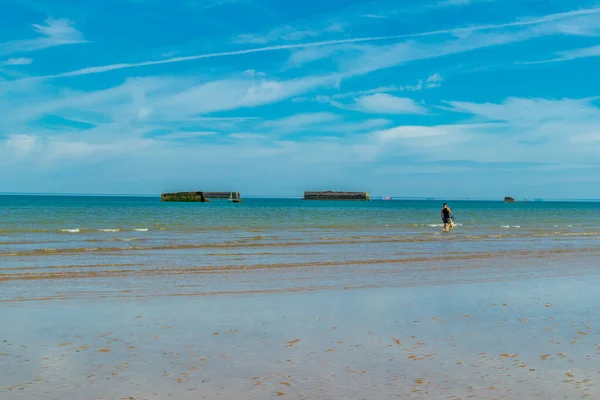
[3,253,600,399]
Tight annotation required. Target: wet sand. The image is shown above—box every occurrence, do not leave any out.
[2,261,600,399]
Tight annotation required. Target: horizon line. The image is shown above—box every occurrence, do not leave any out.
[1,192,600,202]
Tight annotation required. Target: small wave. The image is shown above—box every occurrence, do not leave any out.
[60,229,80,233]
[99,229,120,232]
[133,228,148,232]
[501,225,521,229]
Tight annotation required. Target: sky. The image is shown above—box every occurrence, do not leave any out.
[1,0,600,199]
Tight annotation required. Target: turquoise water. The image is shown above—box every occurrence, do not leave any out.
[1,195,599,301]
[1,195,599,233]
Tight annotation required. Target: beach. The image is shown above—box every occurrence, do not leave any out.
[1,196,600,399]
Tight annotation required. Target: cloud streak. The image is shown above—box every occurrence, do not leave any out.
[521,44,600,64]
[1,57,34,66]
[0,18,86,55]
[344,94,428,115]
[234,23,344,45]
[15,6,600,81]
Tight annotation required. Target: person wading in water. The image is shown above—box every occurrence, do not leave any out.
[441,203,454,231]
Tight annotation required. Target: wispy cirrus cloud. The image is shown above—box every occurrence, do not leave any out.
[0,73,342,145]
[521,44,600,64]
[228,133,268,140]
[261,112,341,132]
[13,6,600,81]
[1,57,34,66]
[447,97,600,124]
[351,94,428,115]
[334,74,442,99]
[435,0,492,7]
[0,18,86,55]
[234,22,344,45]
[292,74,442,105]
[153,131,218,140]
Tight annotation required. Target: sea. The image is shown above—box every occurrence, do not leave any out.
[1,195,599,302]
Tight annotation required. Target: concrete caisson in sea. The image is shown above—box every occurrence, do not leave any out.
[161,191,242,203]
[504,196,516,203]
[303,191,371,201]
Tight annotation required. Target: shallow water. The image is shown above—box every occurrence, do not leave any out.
[3,276,600,399]
[1,196,599,295]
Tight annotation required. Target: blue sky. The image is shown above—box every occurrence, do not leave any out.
[1,0,600,198]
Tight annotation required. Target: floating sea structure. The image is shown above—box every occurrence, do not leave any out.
[161,191,241,202]
[303,191,371,201]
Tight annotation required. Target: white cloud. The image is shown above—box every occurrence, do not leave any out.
[324,118,392,133]
[20,6,600,81]
[338,29,537,76]
[0,18,86,55]
[361,14,390,20]
[375,125,450,140]
[558,44,600,60]
[150,75,340,117]
[362,97,600,166]
[262,112,341,131]
[242,69,266,77]
[32,18,84,43]
[2,96,600,196]
[425,73,443,88]
[532,13,600,37]
[3,74,339,132]
[289,6,600,74]
[155,131,218,140]
[352,94,428,115]
[229,133,267,139]
[1,58,34,66]
[323,74,443,102]
[436,0,490,6]
[285,45,345,68]
[524,44,600,64]
[47,140,137,158]
[234,22,344,45]
[447,97,600,124]
[2,134,38,159]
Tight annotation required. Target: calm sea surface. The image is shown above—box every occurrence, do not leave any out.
[1,195,599,301]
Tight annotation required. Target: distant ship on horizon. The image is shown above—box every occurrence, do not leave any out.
[382,196,392,200]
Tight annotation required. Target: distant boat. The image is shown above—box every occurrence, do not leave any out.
[382,196,392,200]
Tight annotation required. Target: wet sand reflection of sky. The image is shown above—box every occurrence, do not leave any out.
[2,275,600,399]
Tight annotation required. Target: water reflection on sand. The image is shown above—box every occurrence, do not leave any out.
[2,274,600,399]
